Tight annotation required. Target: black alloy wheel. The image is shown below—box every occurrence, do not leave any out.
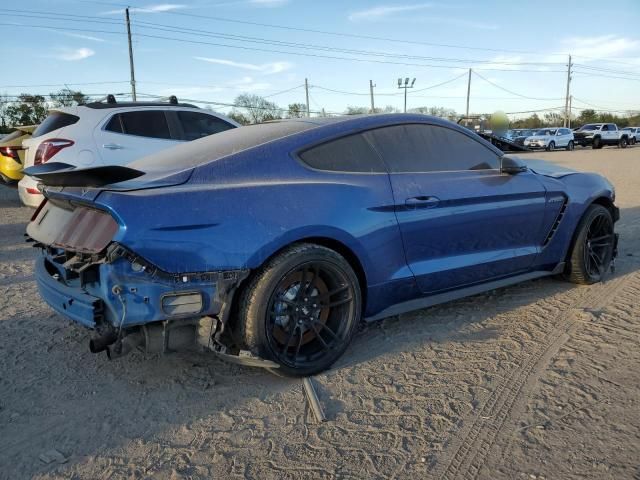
[238,243,361,376]
[566,204,615,284]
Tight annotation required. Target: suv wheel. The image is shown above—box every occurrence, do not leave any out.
[237,243,362,376]
[566,140,574,151]
[546,141,555,151]
[619,137,628,149]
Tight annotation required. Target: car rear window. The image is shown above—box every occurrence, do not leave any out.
[33,112,79,138]
[177,111,235,140]
[131,120,317,172]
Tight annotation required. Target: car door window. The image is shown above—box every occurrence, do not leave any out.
[299,133,386,173]
[114,111,172,139]
[365,124,500,172]
[177,111,235,140]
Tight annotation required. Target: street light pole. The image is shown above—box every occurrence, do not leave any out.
[397,77,416,113]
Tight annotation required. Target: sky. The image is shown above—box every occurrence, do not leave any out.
[2,0,640,119]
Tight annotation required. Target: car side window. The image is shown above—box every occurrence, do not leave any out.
[608,124,616,131]
[601,125,608,131]
[365,124,500,173]
[299,133,387,173]
[105,114,124,134]
[177,111,235,141]
[115,110,172,139]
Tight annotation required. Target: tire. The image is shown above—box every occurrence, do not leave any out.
[546,141,555,151]
[566,140,574,151]
[565,204,615,285]
[592,137,601,149]
[237,243,362,376]
[619,137,628,149]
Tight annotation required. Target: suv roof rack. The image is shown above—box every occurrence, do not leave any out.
[84,94,198,109]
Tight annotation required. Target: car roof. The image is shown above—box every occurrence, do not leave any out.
[130,113,503,173]
[83,101,199,109]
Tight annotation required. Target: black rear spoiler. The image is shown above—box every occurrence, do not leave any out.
[24,162,144,187]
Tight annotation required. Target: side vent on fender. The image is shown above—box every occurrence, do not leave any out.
[543,197,568,247]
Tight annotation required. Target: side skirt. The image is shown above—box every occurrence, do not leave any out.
[364,263,564,323]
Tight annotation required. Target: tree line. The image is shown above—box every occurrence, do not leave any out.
[1,90,638,133]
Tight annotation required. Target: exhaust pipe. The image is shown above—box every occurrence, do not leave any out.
[106,332,143,360]
[89,331,118,353]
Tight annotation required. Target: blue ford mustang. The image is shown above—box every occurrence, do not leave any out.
[26,114,618,376]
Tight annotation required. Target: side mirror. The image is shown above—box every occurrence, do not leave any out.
[501,156,528,175]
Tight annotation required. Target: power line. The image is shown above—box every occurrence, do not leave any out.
[472,71,563,101]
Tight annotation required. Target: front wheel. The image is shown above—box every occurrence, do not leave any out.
[592,137,601,149]
[237,243,361,376]
[565,204,615,285]
[566,140,574,151]
[546,141,555,151]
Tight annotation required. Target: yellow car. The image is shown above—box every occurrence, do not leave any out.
[0,125,35,184]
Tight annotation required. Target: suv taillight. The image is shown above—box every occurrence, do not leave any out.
[0,146,22,163]
[34,139,74,165]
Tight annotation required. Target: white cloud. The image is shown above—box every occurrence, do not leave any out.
[49,31,105,42]
[102,3,186,14]
[52,47,95,61]
[194,57,292,74]
[248,0,290,6]
[348,3,433,21]
[560,35,640,60]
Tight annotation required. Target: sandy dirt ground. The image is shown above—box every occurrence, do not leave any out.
[1,146,639,480]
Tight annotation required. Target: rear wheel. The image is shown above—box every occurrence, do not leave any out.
[565,204,615,285]
[619,137,628,149]
[237,243,361,376]
[566,140,574,151]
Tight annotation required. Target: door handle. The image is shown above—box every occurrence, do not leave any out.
[405,195,440,207]
[103,143,124,150]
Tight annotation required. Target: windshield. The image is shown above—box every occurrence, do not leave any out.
[0,130,25,142]
[579,124,601,131]
[533,129,550,136]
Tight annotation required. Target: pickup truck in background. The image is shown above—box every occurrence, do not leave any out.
[621,127,639,145]
[573,123,630,149]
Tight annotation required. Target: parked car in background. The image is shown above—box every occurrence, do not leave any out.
[26,114,618,376]
[573,123,630,149]
[508,129,534,147]
[523,127,574,151]
[0,125,35,185]
[18,96,239,207]
[621,127,639,145]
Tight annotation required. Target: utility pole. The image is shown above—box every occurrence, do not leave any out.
[125,8,137,101]
[369,80,376,113]
[304,78,310,117]
[465,68,472,120]
[568,95,573,128]
[564,55,572,127]
[397,77,416,113]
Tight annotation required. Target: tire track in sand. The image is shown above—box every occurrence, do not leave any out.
[437,272,631,480]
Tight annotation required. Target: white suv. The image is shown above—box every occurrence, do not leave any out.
[523,127,574,151]
[19,98,240,207]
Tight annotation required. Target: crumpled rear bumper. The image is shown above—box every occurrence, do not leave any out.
[36,255,103,328]
[34,246,248,330]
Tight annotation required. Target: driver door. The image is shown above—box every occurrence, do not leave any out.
[365,123,551,294]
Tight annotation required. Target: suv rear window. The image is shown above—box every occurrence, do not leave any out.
[177,111,235,140]
[108,111,172,139]
[33,112,79,138]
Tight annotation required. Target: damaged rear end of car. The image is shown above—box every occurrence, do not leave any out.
[26,174,248,361]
